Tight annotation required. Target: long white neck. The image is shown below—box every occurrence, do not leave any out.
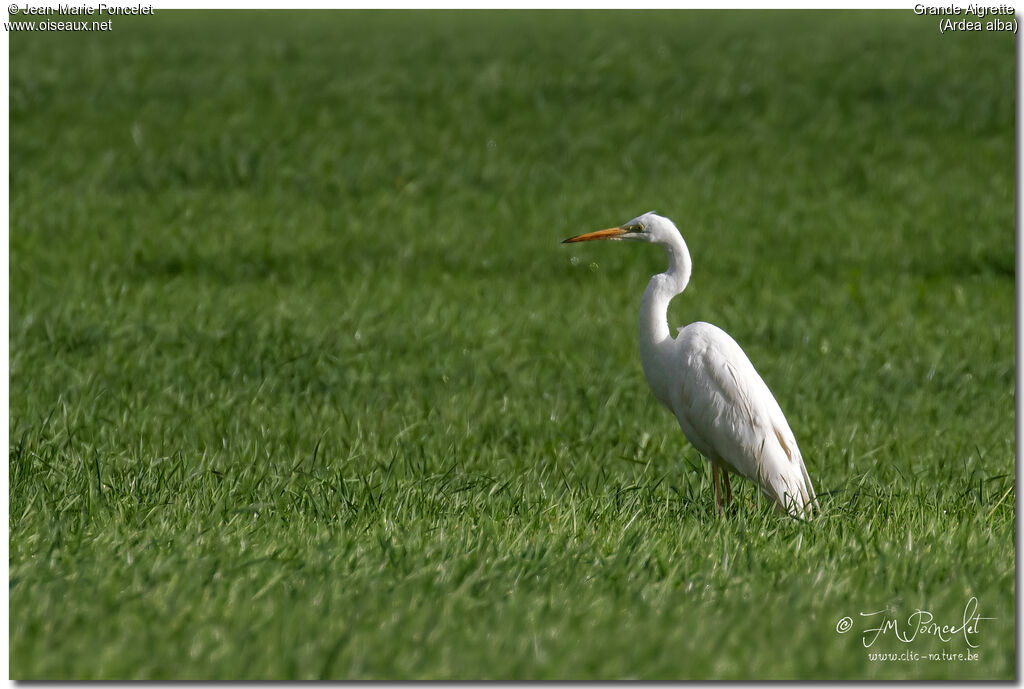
[638,232,692,379]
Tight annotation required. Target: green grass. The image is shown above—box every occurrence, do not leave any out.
[9,10,1014,680]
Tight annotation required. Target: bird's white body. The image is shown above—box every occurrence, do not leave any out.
[564,212,817,517]
[645,320,815,516]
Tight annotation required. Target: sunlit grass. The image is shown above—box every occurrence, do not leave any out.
[9,10,1013,679]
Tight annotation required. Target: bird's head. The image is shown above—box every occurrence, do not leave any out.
[561,212,680,246]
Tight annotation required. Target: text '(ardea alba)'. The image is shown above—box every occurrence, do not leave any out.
[563,213,818,518]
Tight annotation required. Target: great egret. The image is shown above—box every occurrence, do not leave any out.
[562,212,817,518]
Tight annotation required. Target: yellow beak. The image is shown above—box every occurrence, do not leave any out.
[561,226,628,244]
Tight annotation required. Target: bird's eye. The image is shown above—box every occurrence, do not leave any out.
[631,224,644,233]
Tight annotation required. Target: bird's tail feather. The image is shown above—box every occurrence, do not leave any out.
[799,459,819,515]
[763,460,817,518]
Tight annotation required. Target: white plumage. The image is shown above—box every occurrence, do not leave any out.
[563,212,817,517]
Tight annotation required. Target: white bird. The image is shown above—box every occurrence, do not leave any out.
[563,212,818,518]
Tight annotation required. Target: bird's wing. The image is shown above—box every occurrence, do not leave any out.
[672,323,817,515]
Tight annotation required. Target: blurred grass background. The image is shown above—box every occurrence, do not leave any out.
[9,10,1014,679]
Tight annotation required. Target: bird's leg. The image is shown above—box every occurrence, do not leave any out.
[723,470,733,509]
[712,464,723,515]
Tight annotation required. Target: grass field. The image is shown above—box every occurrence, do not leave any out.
[9,10,1015,680]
